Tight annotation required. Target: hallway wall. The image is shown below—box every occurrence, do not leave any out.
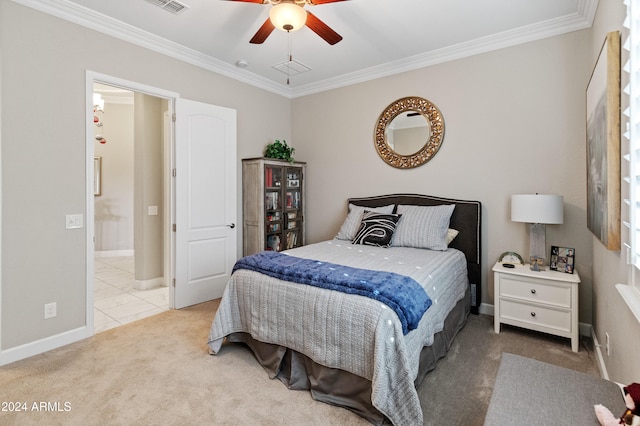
[94,101,134,252]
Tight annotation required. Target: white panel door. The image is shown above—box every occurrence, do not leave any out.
[174,98,237,309]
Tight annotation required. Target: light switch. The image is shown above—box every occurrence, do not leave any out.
[148,206,158,216]
[65,214,83,229]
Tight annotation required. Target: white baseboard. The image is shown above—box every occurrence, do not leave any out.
[479,302,493,316]
[0,326,91,367]
[95,249,134,257]
[592,326,610,380]
[134,277,166,290]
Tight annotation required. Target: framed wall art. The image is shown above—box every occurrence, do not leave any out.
[586,31,621,250]
[550,246,575,274]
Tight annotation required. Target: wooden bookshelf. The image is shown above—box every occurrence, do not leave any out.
[242,158,306,256]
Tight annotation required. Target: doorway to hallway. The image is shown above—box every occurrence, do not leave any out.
[92,83,169,332]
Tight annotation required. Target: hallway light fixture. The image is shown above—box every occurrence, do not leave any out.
[93,93,106,142]
[93,93,105,112]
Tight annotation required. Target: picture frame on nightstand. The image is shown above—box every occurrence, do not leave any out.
[549,246,575,274]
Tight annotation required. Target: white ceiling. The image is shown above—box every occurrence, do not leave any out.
[16,0,598,97]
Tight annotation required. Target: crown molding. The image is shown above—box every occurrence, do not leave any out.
[10,0,292,97]
[291,0,598,97]
[11,0,597,99]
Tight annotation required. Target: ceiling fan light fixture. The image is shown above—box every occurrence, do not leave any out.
[269,3,307,32]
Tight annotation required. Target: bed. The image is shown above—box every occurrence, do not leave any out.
[208,194,482,425]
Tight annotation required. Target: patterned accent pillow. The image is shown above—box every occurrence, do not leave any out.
[335,204,395,240]
[352,211,402,247]
[392,204,455,250]
[446,228,459,245]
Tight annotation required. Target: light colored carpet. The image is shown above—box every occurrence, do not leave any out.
[418,314,599,425]
[484,353,623,425]
[0,301,598,425]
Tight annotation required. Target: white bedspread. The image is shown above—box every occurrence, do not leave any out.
[208,240,468,426]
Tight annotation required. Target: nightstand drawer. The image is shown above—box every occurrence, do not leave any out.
[499,299,571,333]
[500,275,571,308]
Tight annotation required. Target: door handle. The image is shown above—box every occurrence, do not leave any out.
[227,223,236,229]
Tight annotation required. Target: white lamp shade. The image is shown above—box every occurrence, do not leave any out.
[511,194,564,224]
[270,3,307,32]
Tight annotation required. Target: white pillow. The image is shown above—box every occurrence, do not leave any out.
[391,204,455,250]
[335,203,395,240]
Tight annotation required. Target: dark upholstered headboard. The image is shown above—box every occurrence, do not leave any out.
[348,194,482,314]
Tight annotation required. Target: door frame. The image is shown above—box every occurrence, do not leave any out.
[85,71,179,333]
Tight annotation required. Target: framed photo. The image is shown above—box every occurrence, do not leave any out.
[586,31,621,250]
[550,246,575,274]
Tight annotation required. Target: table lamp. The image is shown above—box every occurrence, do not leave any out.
[511,194,564,271]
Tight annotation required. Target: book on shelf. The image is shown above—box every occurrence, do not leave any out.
[267,212,281,222]
[266,167,283,188]
[286,231,297,249]
[265,192,278,210]
[266,168,272,187]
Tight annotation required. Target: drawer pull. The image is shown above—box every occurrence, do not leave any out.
[530,289,536,294]
[530,312,536,317]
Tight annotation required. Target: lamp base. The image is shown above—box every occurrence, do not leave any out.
[530,256,546,271]
[529,223,547,271]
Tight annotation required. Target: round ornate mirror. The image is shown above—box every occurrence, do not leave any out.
[374,97,445,168]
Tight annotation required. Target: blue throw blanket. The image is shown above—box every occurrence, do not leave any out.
[232,251,432,334]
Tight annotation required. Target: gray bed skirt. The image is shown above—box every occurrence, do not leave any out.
[225,287,471,425]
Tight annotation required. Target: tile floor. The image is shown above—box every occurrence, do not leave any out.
[94,255,169,333]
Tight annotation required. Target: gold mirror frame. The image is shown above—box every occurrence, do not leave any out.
[374,96,445,169]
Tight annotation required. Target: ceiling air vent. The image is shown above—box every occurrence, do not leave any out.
[273,59,311,76]
[145,0,189,14]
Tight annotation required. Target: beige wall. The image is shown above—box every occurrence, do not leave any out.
[0,0,290,351]
[133,93,164,281]
[94,101,134,251]
[588,0,640,384]
[293,30,594,322]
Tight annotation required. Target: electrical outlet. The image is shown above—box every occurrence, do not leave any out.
[605,332,610,356]
[44,302,57,319]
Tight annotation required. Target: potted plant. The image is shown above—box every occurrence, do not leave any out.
[264,139,295,163]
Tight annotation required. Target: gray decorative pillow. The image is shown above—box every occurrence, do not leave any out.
[335,203,395,240]
[391,204,455,250]
[352,211,402,247]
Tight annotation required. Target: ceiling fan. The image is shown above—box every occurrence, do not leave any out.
[228,0,348,45]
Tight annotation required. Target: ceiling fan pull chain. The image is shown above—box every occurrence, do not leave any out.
[287,30,292,85]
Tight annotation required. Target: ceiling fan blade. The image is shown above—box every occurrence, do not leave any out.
[250,18,276,44]
[305,12,343,45]
[309,0,350,4]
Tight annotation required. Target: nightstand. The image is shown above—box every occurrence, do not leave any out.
[493,262,581,352]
